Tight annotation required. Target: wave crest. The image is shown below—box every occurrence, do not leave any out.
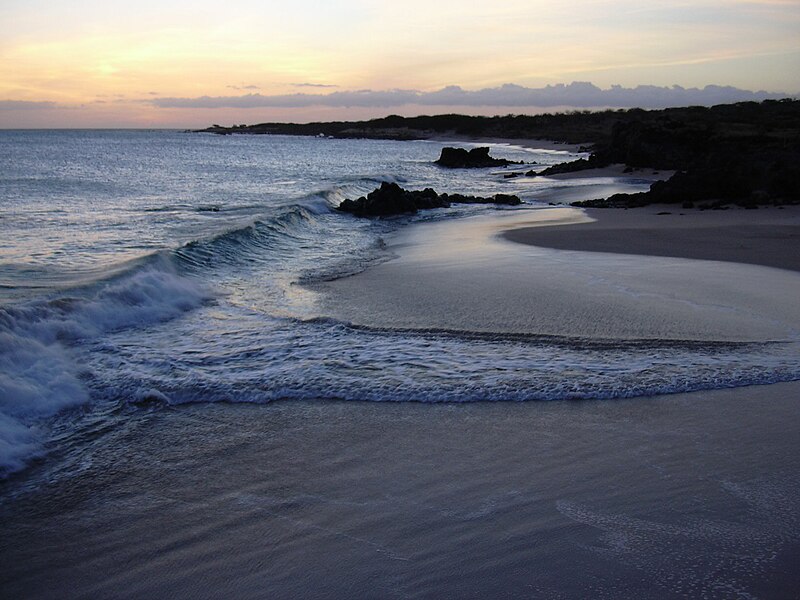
[0,259,210,477]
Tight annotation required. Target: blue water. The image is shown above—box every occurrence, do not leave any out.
[1,130,798,478]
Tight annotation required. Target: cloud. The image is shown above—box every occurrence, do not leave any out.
[292,83,339,88]
[148,82,788,110]
[150,89,420,109]
[0,100,58,110]
[226,84,261,91]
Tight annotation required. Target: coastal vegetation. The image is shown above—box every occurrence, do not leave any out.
[198,100,800,208]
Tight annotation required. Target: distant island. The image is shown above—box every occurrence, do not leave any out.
[196,100,800,209]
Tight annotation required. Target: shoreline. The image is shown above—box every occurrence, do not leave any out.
[428,134,587,153]
[310,205,800,343]
[502,205,800,272]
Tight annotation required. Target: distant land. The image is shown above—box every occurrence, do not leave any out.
[197,100,800,209]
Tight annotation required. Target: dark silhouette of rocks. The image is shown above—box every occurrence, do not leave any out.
[337,182,521,217]
[435,147,522,168]
[538,156,609,176]
[197,100,800,208]
[196,101,796,148]
[194,111,627,143]
[533,101,800,208]
[570,103,800,208]
[487,193,521,205]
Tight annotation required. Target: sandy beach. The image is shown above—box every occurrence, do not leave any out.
[3,0,799,593]
[310,206,800,343]
[3,198,799,599]
[2,383,799,599]
[504,205,800,272]
[2,135,799,599]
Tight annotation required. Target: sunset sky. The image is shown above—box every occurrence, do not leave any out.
[1,0,798,127]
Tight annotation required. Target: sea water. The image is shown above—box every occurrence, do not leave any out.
[1,129,798,480]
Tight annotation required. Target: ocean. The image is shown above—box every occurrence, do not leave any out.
[2,130,799,598]
[0,129,623,475]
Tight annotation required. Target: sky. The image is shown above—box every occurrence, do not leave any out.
[1,0,798,127]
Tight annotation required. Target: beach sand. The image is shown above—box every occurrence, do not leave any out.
[3,202,799,599]
[310,206,800,342]
[504,205,800,273]
[2,385,798,599]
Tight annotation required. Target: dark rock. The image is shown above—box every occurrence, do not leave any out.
[337,182,443,216]
[538,155,610,176]
[492,193,522,205]
[572,192,650,208]
[525,170,538,177]
[337,182,520,217]
[197,100,800,209]
[569,104,800,208]
[435,147,521,168]
[573,146,800,209]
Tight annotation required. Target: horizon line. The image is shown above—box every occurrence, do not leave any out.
[1,98,798,131]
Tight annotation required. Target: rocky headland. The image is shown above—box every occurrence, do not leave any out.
[552,101,800,208]
[565,103,800,208]
[198,100,800,208]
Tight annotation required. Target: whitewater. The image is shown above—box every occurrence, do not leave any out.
[1,129,799,479]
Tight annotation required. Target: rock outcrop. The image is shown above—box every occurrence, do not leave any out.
[547,103,800,208]
[197,100,800,208]
[572,139,800,209]
[537,156,610,176]
[337,182,521,217]
[435,147,522,168]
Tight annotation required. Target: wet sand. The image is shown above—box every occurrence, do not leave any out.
[3,194,799,598]
[2,383,799,599]
[311,207,800,342]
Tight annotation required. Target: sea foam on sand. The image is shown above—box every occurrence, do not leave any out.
[310,206,800,344]
[3,204,800,598]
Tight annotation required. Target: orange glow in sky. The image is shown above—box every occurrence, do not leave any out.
[1,0,798,127]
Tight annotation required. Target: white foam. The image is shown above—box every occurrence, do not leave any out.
[0,412,43,475]
[0,262,210,477]
[316,207,800,343]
